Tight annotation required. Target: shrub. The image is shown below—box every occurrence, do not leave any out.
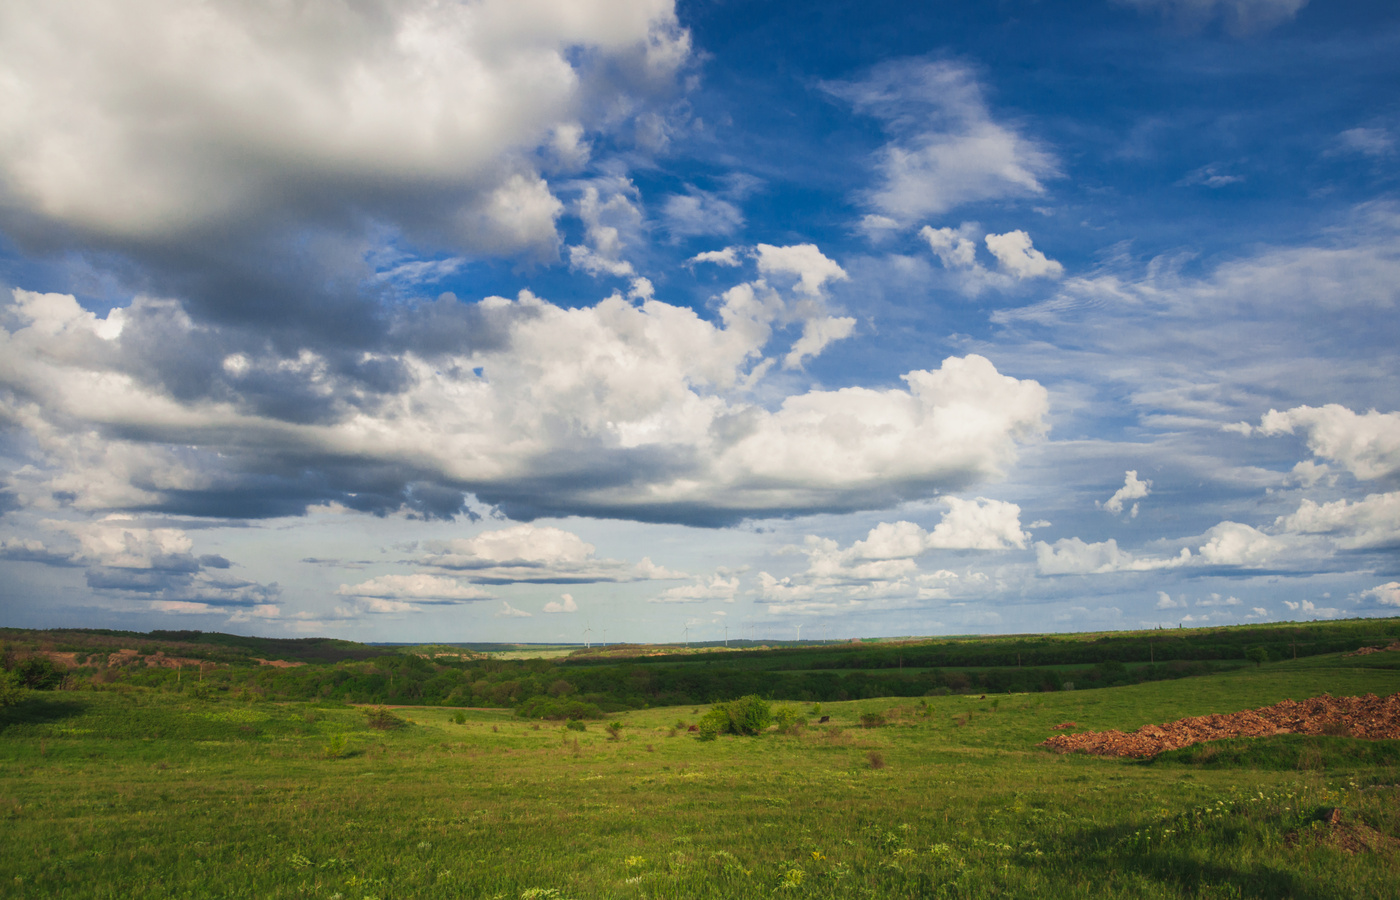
[605,721,623,741]
[451,711,467,724]
[696,709,727,741]
[565,718,586,732]
[323,734,349,759]
[866,751,886,769]
[364,706,406,730]
[515,695,605,721]
[0,670,24,708]
[696,695,773,740]
[859,712,887,729]
[11,657,64,690]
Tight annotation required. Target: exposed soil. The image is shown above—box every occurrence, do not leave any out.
[1284,808,1400,856]
[253,657,305,668]
[1040,692,1400,759]
[1346,641,1400,657]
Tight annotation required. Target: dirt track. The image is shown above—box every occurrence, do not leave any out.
[1040,692,1400,758]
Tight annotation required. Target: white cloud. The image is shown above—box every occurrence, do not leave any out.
[688,247,742,266]
[662,187,744,238]
[1100,470,1152,517]
[829,60,1057,226]
[1156,591,1186,609]
[495,601,533,618]
[1281,598,1340,618]
[420,524,680,584]
[0,283,1048,525]
[1115,0,1309,35]
[1035,537,1191,575]
[1334,127,1395,158]
[0,0,686,255]
[1196,521,1287,567]
[1196,593,1242,607]
[920,225,1060,294]
[651,574,741,603]
[1360,582,1400,607]
[984,231,1064,280]
[754,243,849,297]
[1275,491,1400,550]
[335,574,493,604]
[567,179,644,277]
[543,592,579,613]
[1254,405,1400,481]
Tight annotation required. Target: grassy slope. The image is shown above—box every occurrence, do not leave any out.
[0,655,1396,899]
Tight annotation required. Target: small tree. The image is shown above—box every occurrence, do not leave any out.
[0,670,24,708]
[1245,646,1270,668]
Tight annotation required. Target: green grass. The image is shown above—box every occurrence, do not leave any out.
[1,657,1398,898]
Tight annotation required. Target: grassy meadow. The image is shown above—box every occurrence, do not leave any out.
[2,649,1399,899]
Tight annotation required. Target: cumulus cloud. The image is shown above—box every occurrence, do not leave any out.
[1282,598,1339,618]
[0,514,278,610]
[1156,591,1187,609]
[1114,0,1309,35]
[755,497,1027,606]
[984,231,1064,280]
[1360,582,1400,607]
[920,224,1060,295]
[543,592,579,613]
[1252,405,1400,481]
[495,601,533,618]
[828,60,1057,227]
[1100,470,1152,517]
[1275,491,1400,550]
[1196,521,1289,567]
[651,574,741,603]
[419,524,682,584]
[1036,537,1191,575]
[0,0,685,254]
[335,574,493,605]
[0,284,1047,526]
[688,247,742,267]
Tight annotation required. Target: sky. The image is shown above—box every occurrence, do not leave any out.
[1,0,1398,644]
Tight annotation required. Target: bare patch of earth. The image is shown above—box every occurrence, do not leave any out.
[1040,692,1400,759]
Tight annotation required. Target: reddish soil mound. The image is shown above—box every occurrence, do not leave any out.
[1346,641,1400,657]
[1041,692,1400,759]
[253,657,305,668]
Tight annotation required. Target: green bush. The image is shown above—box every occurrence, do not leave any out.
[859,712,887,729]
[0,670,24,708]
[515,695,605,721]
[696,695,773,740]
[364,706,406,730]
[565,718,586,732]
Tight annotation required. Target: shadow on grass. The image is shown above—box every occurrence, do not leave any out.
[1041,820,1329,900]
[0,693,87,731]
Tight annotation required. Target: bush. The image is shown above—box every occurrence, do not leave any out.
[451,711,467,724]
[696,695,773,740]
[859,712,887,729]
[364,706,406,730]
[565,718,586,732]
[0,670,24,708]
[10,656,65,690]
[605,721,623,741]
[515,695,605,721]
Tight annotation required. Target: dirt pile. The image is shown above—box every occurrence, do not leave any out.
[1346,641,1400,657]
[1041,692,1400,759]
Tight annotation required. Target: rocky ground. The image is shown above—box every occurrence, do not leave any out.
[1040,692,1400,758]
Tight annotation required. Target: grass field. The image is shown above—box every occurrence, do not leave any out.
[2,653,1398,898]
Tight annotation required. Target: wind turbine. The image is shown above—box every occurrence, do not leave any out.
[723,624,729,647]
[683,623,690,646]
[796,623,803,643]
[583,624,592,650]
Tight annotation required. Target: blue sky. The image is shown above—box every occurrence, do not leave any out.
[1,0,1397,642]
